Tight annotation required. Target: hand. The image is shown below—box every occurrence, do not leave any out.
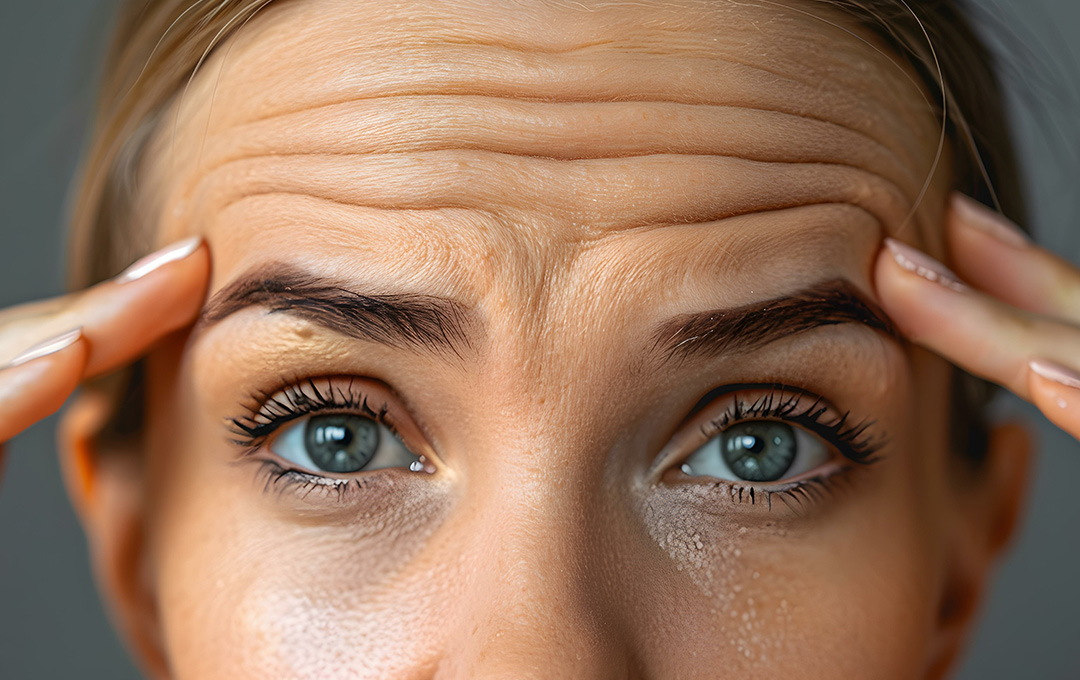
[0,238,210,471]
[875,192,1080,437]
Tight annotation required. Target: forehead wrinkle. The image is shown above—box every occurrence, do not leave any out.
[168,148,915,247]
[213,0,927,121]
[193,98,922,199]
[190,49,931,179]
[166,0,938,174]
[205,194,529,302]
[148,0,948,252]
[566,203,882,309]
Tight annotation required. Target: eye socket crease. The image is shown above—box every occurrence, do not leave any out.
[197,265,898,369]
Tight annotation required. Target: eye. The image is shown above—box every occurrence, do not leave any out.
[680,420,830,483]
[664,385,884,486]
[270,413,424,475]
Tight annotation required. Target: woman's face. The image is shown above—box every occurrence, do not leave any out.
[84,0,1012,677]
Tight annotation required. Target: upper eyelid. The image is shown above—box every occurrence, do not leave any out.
[648,384,885,480]
[227,377,398,450]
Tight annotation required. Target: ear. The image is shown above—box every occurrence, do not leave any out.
[58,388,170,680]
[927,420,1034,679]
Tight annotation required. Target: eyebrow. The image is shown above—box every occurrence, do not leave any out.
[200,268,895,366]
[199,265,475,357]
[650,279,898,364]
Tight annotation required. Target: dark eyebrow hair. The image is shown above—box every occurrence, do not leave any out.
[651,279,898,363]
[201,268,891,367]
[198,265,475,356]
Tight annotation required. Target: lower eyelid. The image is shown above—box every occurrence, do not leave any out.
[662,461,859,514]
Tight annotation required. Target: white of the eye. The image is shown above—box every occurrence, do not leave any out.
[270,416,420,474]
[680,424,831,482]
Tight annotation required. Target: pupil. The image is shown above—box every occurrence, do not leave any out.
[721,421,797,482]
[304,415,379,473]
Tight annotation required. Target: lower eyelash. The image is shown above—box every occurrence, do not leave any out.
[703,465,858,514]
[257,459,370,502]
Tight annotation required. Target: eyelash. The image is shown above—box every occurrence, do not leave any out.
[227,379,885,509]
[227,377,394,453]
[700,384,884,464]
[227,378,414,497]
[681,384,886,512]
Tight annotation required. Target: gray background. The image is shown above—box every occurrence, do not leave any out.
[0,0,1077,677]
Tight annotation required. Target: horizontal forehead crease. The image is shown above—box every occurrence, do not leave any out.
[199,98,922,199]
[184,151,911,240]
[157,0,943,241]
[171,3,936,160]
[207,0,933,142]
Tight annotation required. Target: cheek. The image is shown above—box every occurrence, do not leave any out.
[141,342,455,680]
[618,478,941,678]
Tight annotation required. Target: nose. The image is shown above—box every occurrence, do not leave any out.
[439,461,633,680]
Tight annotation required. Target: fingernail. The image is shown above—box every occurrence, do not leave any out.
[1029,358,1080,390]
[884,238,968,292]
[115,237,202,283]
[5,328,83,369]
[951,193,1030,248]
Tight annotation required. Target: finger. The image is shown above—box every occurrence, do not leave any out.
[1027,359,1080,438]
[874,237,1080,404]
[0,328,88,442]
[0,237,210,379]
[946,192,1080,322]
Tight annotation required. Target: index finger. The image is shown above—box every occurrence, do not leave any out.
[0,237,211,379]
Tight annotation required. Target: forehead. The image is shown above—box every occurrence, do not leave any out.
[147,0,946,304]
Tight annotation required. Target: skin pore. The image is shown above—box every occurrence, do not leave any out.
[58,0,1024,678]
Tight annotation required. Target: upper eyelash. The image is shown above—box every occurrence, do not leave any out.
[228,380,883,474]
[699,384,886,465]
[226,377,390,451]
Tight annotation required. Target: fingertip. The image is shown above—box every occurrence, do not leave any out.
[115,236,205,283]
[873,238,961,344]
[949,193,1030,250]
[1027,359,1080,439]
[80,238,212,377]
[0,333,89,443]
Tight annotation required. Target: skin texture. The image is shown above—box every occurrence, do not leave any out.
[0,0,1048,678]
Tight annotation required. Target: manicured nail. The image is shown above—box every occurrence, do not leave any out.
[115,237,202,283]
[951,193,1030,248]
[5,328,83,369]
[1029,358,1080,391]
[884,238,968,293]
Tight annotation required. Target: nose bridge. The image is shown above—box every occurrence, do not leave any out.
[442,435,630,679]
